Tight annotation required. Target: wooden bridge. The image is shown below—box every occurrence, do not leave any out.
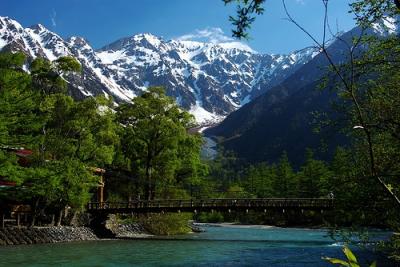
[87,198,334,214]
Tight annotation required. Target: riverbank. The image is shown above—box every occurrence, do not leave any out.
[0,222,154,246]
[0,220,208,246]
[0,222,337,246]
[0,226,98,246]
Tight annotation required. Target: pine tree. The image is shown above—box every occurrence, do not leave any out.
[274,152,295,197]
[297,149,332,197]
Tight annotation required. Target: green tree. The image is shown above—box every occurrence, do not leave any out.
[0,52,41,204]
[30,56,81,95]
[274,152,296,197]
[117,87,202,200]
[297,149,332,198]
[0,53,117,225]
[36,95,117,224]
[243,162,276,198]
[0,52,40,147]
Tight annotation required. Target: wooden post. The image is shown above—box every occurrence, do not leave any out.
[98,175,104,204]
[1,213,4,229]
[17,213,20,227]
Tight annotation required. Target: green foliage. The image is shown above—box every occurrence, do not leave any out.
[323,246,376,267]
[0,52,25,69]
[220,0,400,260]
[351,0,399,27]
[54,56,82,73]
[138,213,192,235]
[30,56,81,95]
[387,232,400,262]
[117,86,203,200]
[274,152,296,197]
[242,162,275,197]
[213,149,333,200]
[223,184,248,198]
[297,149,333,198]
[206,149,243,194]
[0,52,116,226]
[223,0,265,39]
[196,212,225,223]
[0,52,40,147]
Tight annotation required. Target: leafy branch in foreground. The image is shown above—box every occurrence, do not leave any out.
[223,0,265,39]
[323,246,376,267]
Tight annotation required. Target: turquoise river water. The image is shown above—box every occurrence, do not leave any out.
[0,225,395,266]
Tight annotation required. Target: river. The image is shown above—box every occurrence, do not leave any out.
[0,224,394,266]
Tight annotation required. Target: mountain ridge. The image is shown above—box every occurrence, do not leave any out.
[0,16,318,123]
[205,19,400,165]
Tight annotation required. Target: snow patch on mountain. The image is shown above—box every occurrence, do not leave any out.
[0,16,321,124]
[372,16,399,35]
[0,38,6,49]
[97,50,126,64]
[190,104,224,124]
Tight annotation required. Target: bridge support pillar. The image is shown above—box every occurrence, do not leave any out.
[89,214,116,239]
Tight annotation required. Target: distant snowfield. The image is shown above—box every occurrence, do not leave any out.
[189,105,224,125]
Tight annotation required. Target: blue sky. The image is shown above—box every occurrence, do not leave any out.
[1,0,356,54]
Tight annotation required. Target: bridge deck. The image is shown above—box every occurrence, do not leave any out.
[87,198,334,214]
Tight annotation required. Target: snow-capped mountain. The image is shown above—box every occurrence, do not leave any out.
[371,16,400,36]
[0,16,318,123]
[96,35,318,121]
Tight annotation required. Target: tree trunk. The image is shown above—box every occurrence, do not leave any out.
[55,208,63,226]
[30,198,40,227]
[70,211,78,226]
[145,163,153,200]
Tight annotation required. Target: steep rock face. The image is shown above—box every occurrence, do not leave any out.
[0,16,317,123]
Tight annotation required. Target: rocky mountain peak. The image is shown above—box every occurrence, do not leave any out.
[28,23,47,33]
[0,16,319,124]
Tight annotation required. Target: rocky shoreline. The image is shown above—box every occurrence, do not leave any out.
[0,222,153,246]
[0,220,205,246]
[0,226,98,246]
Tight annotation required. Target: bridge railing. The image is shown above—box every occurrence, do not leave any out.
[87,198,334,211]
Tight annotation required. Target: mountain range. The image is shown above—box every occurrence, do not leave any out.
[205,18,399,165]
[1,15,398,165]
[0,16,318,123]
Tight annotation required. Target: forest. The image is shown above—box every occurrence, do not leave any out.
[0,0,399,263]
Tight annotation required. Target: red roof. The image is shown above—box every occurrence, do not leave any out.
[15,149,33,157]
[0,180,17,187]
